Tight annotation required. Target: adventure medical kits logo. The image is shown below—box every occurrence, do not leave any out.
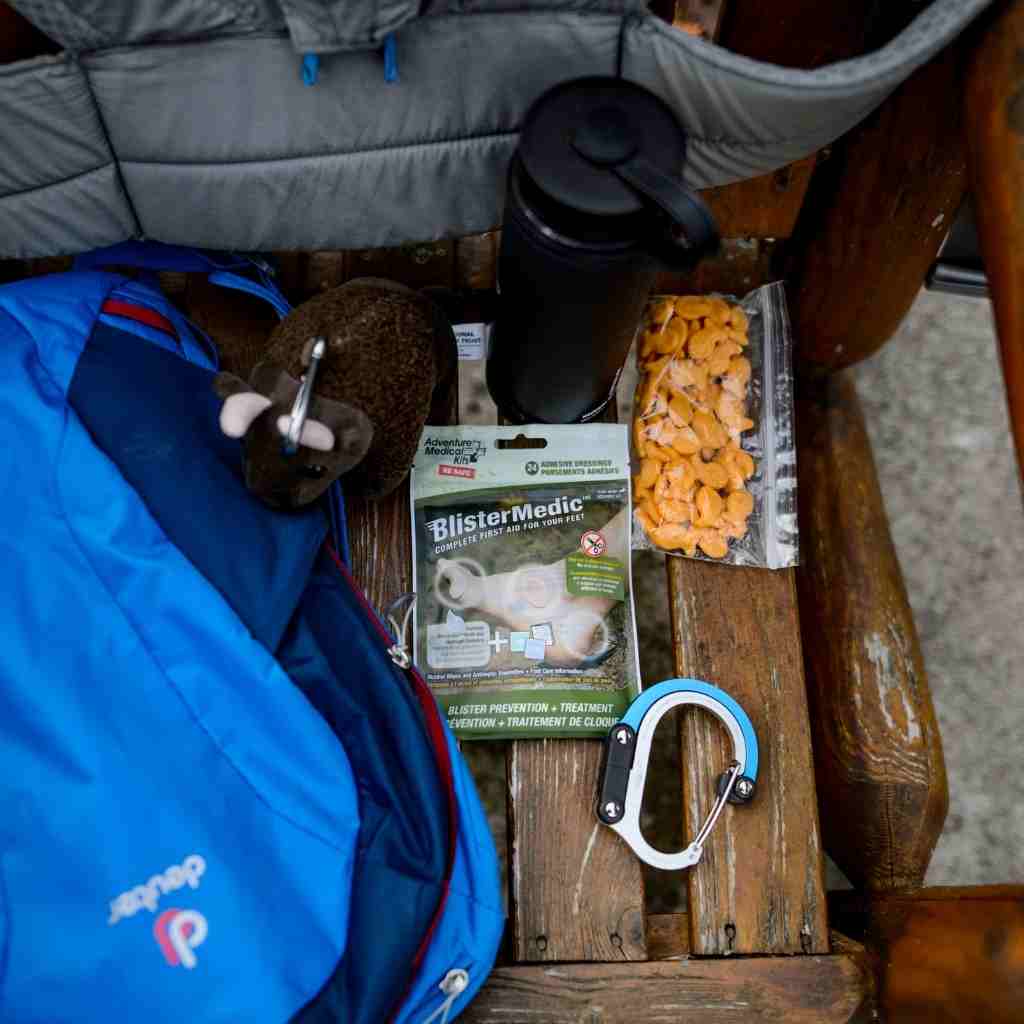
[424,435,487,479]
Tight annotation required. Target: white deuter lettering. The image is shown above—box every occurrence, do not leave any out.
[107,854,206,925]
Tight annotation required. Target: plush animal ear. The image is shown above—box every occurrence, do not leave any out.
[275,415,335,452]
[250,363,300,407]
[221,392,273,438]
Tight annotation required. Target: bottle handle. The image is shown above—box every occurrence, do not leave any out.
[613,155,719,269]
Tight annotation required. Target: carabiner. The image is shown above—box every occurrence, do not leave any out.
[596,678,758,871]
[283,337,326,455]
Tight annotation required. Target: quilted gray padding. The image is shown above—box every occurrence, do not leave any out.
[0,1,994,258]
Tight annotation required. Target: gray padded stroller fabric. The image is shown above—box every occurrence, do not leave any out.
[0,0,994,258]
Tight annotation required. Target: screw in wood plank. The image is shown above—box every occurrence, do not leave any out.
[724,922,736,953]
[534,934,548,952]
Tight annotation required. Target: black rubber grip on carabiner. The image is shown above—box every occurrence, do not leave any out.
[717,769,757,805]
[597,723,636,824]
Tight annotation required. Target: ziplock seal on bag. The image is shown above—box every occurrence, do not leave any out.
[411,425,642,740]
[631,281,797,569]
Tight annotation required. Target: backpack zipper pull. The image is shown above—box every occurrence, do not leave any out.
[422,969,469,1024]
[383,591,417,668]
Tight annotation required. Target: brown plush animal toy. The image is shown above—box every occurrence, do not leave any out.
[214,278,456,508]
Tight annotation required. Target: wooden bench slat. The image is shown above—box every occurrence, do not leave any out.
[700,159,818,241]
[648,911,871,965]
[796,373,947,891]
[831,886,1024,1024]
[668,560,829,955]
[657,250,828,957]
[457,238,649,965]
[655,239,778,298]
[507,738,647,962]
[646,912,691,960]
[462,955,869,1023]
[495,398,648,963]
[965,0,1024,480]
[785,28,968,373]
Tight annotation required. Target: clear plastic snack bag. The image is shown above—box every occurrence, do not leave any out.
[630,281,797,569]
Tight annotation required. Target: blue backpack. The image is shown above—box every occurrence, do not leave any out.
[0,243,503,1023]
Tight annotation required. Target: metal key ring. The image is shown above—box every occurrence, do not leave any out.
[283,336,326,455]
[596,678,758,871]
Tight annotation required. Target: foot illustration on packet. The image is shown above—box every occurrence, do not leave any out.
[431,543,620,668]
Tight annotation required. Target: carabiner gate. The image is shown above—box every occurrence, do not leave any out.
[596,678,759,871]
[283,336,326,455]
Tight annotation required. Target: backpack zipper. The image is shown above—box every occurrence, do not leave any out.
[324,545,459,1023]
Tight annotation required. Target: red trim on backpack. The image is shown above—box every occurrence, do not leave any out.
[323,545,458,1020]
[101,299,177,338]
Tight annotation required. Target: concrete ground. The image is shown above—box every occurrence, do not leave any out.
[855,291,1024,886]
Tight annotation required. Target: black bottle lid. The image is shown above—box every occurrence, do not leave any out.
[520,77,686,218]
[517,77,716,260]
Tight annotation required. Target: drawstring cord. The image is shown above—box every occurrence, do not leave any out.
[422,969,469,1024]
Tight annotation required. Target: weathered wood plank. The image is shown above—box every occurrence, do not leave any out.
[686,3,901,244]
[462,956,868,1023]
[504,401,648,963]
[667,560,828,955]
[507,738,647,962]
[831,887,1024,1024]
[716,0,883,69]
[785,28,969,372]
[659,0,728,40]
[796,373,947,890]
[647,912,691,960]
[345,485,414,611]
[700,160,818,241]
[182,276,279,378]
[964,0,1024,480]
[298,250,353,298]
[464,243,649,963]
[648,910,871,964]
[454,232,500,291]
[658,239,827,956]
[351,241,455,290]
[453,233,501,424]
[655,238,777,298]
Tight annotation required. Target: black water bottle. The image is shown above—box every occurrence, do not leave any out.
[487,77,718,424]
